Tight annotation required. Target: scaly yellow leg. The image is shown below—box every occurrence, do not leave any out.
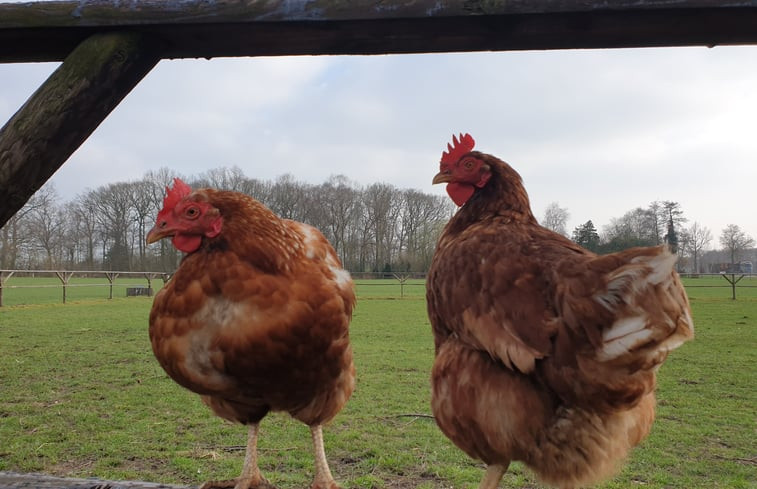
[310,424,340,489]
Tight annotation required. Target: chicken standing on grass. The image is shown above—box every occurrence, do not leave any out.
[146,178,355,489]
[426,134,694,489]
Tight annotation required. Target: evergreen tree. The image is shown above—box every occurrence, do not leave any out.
[664,217,678,253]
[571,220,600,252]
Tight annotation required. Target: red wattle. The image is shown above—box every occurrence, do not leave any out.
[446,183,475,207]
[172,234,202,253]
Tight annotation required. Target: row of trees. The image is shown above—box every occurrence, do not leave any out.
[0,167,456,273]
[2,167,753,274]
[558,201,754,273]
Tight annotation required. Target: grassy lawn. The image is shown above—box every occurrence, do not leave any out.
[0,280,754,488]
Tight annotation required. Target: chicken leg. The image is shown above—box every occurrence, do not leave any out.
[478,463,508,489]
[200,424,274,489]
[310,424,340,489]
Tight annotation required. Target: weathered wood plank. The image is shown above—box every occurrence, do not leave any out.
[0,471,188,489]
[0,31,158,226]
[1,0,757,62]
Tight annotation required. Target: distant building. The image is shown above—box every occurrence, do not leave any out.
[711,261,753,274]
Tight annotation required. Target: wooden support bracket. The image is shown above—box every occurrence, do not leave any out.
[0,270,15,307]
[104,271,120,299]
[54,270,74,303]
[0,31,159,227]
[721,273,745,300]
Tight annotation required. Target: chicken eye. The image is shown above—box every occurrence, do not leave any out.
[185,206,200,219]
[463,159,475,170]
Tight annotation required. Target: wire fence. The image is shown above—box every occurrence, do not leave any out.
[678,273,757,300]
[0,270,169,307]
[1,270,755,307]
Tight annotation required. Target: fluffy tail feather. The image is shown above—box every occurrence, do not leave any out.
[592,247,693,367]
[551,246,694,410]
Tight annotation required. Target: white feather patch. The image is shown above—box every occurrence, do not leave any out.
[331,267,353,289]
[295,222,353,290]
[644,252,677,285]
[299,225,319,260]
[603,315,647,342]
[182,297,249,389]
[598,315,652,361]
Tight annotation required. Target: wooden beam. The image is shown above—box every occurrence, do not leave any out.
[1,1,757,63]
[0,31,159,226]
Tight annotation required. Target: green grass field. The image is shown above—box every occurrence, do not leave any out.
[0,278,755,488]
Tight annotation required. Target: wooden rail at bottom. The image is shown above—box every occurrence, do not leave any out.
[0,472,188,489]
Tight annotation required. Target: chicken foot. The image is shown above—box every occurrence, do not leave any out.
[199,424,275,489]
[478,463,508,489]
[309,424,340,489]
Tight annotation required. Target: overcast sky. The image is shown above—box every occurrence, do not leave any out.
[2,43,756,245]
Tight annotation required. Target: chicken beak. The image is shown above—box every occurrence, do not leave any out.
[432,171,453,185]
[146,223,173,244]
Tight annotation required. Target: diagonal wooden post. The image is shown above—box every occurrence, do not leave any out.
[721,273,744,300]
[0,270,15,307]
[144,272,160,296]
[0,31,160,227]
[54,271,74,304]
[104,271,120,300]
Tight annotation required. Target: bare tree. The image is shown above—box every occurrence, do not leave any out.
[541,202,570,236]
[686,222,712,274]
[268,174,307,221]
[602,207,657,252]
[362,183,402,272]
[93,183,135,271]
[398,190,451,270]
[196,166,248,192]
[28,189,65,268]
[144,167,182,205]
[647,200,686,245]
[719,224,755,266]
[129,179,158,269]
[0,213,25,269]
[238,177,272,203]
[308,176,362,267]
[0,186,54,269]
[143,168,184,271]
[71,191,102,269]
[61,205,83,268]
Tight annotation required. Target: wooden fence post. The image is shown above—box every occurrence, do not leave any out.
[104,272,119,299]
[54,271,74,304]
[721,273,744,300]
[393,273,410,299]
[0,271,15,307]
[144,272,161,296]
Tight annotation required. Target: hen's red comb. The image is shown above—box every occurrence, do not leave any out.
[441,133,475,164]
[162,178,192,211]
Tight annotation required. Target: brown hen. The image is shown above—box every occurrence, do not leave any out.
[426,134,693,489]
[146,179,355,489]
